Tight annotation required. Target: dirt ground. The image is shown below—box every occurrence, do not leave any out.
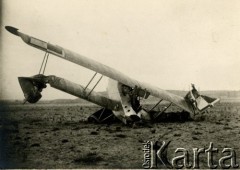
[0,102,240,168]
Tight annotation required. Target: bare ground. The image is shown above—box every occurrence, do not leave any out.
[0,102,240,168]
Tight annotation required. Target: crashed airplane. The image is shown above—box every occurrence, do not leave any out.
[5,26,220,124]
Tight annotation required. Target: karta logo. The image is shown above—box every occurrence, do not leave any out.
[142,141,239,169]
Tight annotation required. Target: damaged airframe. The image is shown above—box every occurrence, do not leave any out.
[5,26,220,125]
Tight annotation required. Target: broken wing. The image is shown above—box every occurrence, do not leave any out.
[11,27,196,114]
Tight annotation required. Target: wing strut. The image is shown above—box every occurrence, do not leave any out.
[153,102,172,119]
[87,75,103,97]
[39,51,49,75]
[84,72,98,91]
[149,99,163,112]
[83,71,104,97]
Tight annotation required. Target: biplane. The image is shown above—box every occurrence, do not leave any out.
[5,26,220,124]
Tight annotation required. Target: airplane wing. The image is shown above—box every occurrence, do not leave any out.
[58,49,194,114]
[6,26,205,115]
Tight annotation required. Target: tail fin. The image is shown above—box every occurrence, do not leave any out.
[185,84,220,112]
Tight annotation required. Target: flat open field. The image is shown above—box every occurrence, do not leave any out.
[1,102,240,168]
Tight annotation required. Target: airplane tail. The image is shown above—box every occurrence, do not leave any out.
[185,84,220,113]
[18,75,46,103]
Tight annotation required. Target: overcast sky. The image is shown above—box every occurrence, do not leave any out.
[1,0,240,100]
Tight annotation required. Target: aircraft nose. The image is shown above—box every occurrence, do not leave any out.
[5,26,19,36]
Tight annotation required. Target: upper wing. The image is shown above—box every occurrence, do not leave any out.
[62,48,194,114]
[7,26,194,114]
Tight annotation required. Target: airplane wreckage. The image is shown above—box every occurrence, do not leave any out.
[5,26,220,125]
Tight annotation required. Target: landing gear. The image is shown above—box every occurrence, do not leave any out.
[88,108,119,123]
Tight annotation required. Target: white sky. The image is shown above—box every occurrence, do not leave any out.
[1,0,240,100]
